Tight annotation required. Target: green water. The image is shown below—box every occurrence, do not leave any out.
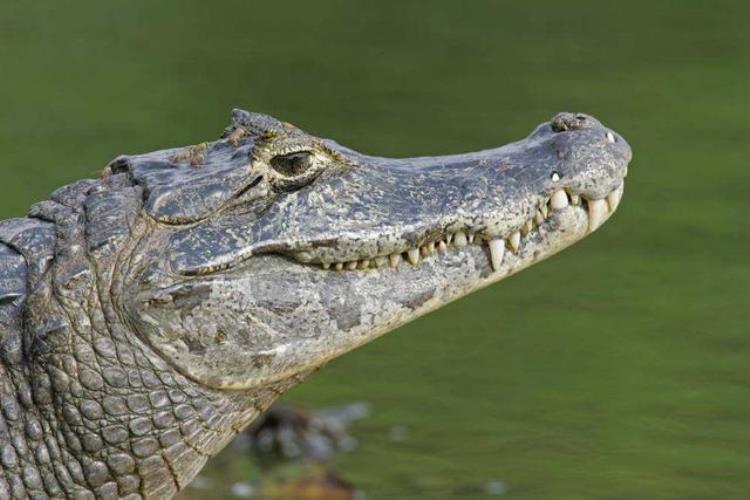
[1,1,748,498]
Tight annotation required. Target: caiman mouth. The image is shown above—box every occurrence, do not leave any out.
[293,181,624,272]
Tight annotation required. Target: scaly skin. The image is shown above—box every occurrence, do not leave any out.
[0,110,631,498]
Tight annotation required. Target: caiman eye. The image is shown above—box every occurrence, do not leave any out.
[270,151,314,177]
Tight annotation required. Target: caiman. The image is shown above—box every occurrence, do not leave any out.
[0,110,631,498]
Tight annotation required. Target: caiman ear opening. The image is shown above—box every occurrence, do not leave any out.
[107,108,308,224]
[107,111,276,224]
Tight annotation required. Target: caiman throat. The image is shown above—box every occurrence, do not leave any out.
[0,110,631,498]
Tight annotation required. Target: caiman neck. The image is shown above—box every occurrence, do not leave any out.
[0,178,289,498]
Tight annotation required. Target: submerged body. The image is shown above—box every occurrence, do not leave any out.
[0,110,630,498]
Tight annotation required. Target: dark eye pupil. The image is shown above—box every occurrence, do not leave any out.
[270,152,313,176]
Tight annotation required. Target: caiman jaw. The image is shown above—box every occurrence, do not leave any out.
[297,181,625,273]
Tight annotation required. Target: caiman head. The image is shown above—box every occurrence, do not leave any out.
[117,109,632,391]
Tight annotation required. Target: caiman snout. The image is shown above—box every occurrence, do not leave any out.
[152,111,630,276]
[266,111,631,268]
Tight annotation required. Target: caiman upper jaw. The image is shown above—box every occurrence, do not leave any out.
[283,111,630,272]
[157,111,630,277]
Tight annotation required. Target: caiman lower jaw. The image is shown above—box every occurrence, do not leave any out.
[294,181,624,273]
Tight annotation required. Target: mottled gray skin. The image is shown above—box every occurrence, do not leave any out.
[0,110,631,498]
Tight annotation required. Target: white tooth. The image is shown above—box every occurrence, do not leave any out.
[550,189,569,210]
[454,231,468,247]
[587,198,608,232]
[508,231,520,253]
[346,261,358,270]
[570,193,580,205]
[374,256,388,268]
[467,232,475,244]
[606,131,615,143]
[445,233,454,244]
[539,204,548,218]
[359,259,370,269]
[407,248,420,265]
[521,219,533,235]
[322,262,331,269]
[389,253,402,268]
[607,183,624,212]
[437,241,448,253]
[535,210,545,225]
[488,239,505,272]
[335,262,344,271]
[421,242,435,256]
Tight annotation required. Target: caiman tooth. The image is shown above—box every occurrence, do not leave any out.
[437,241,448,253]
[346,261,358,270]
[488,238,505,272]
[535,210,545,225]
[607,183,624,212]
[550,189,569,210]
[508,231,521,253]
[521,219,533,236]
[406,248,420,266]
[467,232,476,244]
[454,231,468,247]
[374,256,388,268]
[587,198,609,233]
[322,262,331,269]
[421,242,436,256]
[389,253,402,268]
[359,259,370,270]
[335,262,344,271]
[445,233,454,245]
[570,193,581,205]
[539,204,548,218]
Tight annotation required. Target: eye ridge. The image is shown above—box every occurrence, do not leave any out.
[270,151,314,177]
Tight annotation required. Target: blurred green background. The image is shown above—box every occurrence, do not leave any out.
[1,1,748,498]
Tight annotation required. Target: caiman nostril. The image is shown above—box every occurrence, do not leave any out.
[551,112,588,132]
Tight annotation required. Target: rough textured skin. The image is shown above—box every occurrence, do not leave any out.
[0,110,631,498]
